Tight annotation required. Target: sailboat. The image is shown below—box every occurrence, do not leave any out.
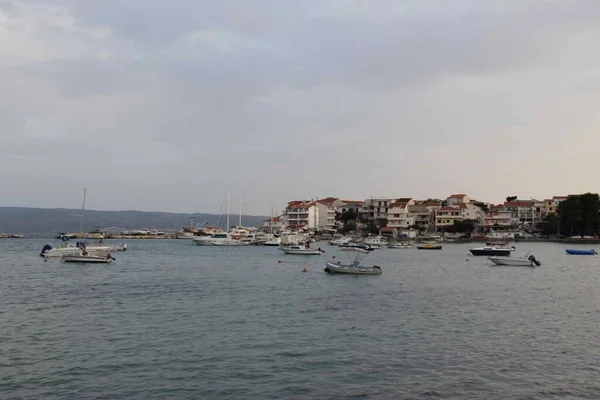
[193,190,243,246]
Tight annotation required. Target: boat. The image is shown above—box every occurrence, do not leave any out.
[329,237,352,246]
[363,236,386,246]
[324,247,382,275]
[263,237,281,246]
[281,245,325,255]
[387,243,413,249]
[417,242,443,250]
[469,246,514,256]
[488,253,541,267]
[62,254,114,264]
[565,249,597,255]
[194,232,243,246]
[340,243,376,252]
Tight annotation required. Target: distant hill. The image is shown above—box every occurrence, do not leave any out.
[0,207,268,236]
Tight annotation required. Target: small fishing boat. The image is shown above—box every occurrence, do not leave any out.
[281,245,324,255]
[61,254,114,264]
[329,237,352,246]
[387,243,413,249]
[417,242,443,250]
[488,252,541,267]
[565,249,597,255]
[324,248,381,275]
[469,246,514,256]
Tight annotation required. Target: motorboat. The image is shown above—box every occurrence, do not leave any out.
[488,253,541,267]
[363,236,386,246]
[324,248,381,275]
[387,242,413,249]
[193,233,243,246]
[329,237,352,246]
[565,249,597,255]
[340,243,376,252]
[263,237,281,246]
[469,246,514,256]
[62,254,114,264]
[281,245,325,255]
[40,243,114,258]
[417,242,443,250]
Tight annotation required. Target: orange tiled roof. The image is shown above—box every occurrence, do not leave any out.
[448,194,467,198]
[504,201,534,207]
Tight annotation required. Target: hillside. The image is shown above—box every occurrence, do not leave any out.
[0,207,268,236]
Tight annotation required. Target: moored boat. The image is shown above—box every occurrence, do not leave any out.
[565,249,597,255]
[488,253,541,267]
[61,254,114,263]
[387,243,413,249]
[417,242,443,250]
[469,246,514,256]
[281,245,324,255]
[323,247,382,275]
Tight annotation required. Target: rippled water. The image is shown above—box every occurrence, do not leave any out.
[1,239,600,399]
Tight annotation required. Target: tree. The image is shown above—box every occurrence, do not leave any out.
[473,202,489,212]
[505,196,517,203]
[445,219,476,234]
[336,209,357,223]
[556,193,600,236]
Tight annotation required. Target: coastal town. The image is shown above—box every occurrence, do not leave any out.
[261,193,598,240]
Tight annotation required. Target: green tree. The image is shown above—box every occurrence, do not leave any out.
[556,193,600,236]
[505,196,517,203]
[446,219,476,234]
[473,202,489,212]
[336,209,357,223]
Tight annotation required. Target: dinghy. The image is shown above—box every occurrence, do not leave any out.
[324,248,382,275]
[281,245,324,255]
[565,249,597,255]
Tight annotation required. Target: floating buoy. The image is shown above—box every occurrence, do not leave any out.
[466,258,469,262]
[302,267,308,272]
[332,256,336,259]
[278,260,282,264]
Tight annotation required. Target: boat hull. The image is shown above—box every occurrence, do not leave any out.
[565,249,597,255]
[387,244,413,249]
[281,248,323,255]
[417,245,442,250]
[324,261,382,275]
[62,255,113,263]
[488,257,536,266]
[43,248,110,258]
[470,249,511,256]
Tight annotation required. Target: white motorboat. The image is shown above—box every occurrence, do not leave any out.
[469,245,514,256]
[40,244,109,258]
[263,237,281,247]
[363,236,386,246]
[323,247,382,275]
[488,253,541,267]
[387,243,413,249]
[281,245,324,255]
[62,254,114,264]
[193,233,242,246]
[329,237,352,246]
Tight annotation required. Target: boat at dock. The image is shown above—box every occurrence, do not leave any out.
[194,233,243,246]
[387,242,413,249]
[417,242,443,250]
[565,249,597,255]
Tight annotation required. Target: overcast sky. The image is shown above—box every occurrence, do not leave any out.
[1,0,599,215]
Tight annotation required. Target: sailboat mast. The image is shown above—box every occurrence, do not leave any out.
[226,190,230,230]
[239,192,242,227]
[79,188,87,234]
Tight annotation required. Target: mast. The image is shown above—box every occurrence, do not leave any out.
[79,188,87,234]
[190,216,194,230]
[239,192,242,227]
[227,190,230,230]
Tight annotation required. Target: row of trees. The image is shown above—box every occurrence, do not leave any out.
[541,193,600,236]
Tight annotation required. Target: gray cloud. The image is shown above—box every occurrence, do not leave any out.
[1,0,600,214]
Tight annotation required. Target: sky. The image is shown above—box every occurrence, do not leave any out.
[1,0,600,215]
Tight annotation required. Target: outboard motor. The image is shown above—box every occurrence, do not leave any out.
[40,244,52,257]
[528,255,541,266]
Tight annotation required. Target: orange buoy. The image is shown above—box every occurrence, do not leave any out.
[302,267,308,272]
[466,258,469,262]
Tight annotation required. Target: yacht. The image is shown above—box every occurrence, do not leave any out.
[193,233,242,246]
